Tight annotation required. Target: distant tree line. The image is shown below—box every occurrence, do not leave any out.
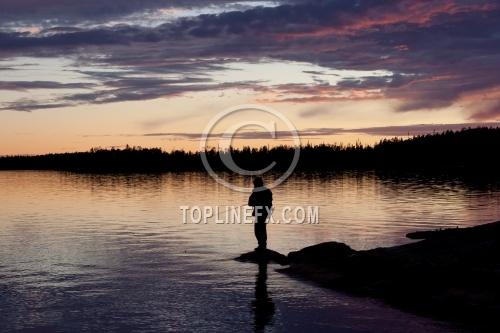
[1,127,499,173]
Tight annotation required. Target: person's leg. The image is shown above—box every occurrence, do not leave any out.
[259,223,267,248]
[254,215,267,250]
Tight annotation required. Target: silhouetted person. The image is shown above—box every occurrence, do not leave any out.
[248,177,273,251]
[251,261,275,332]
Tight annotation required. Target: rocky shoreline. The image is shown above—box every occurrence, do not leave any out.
[236,221,500,329]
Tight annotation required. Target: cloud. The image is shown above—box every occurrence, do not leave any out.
[302,70,326,75]
[469,101,500,121]
[299,123,500,137]
[62,81,262,104]
[0,98,74,112]
[0,80,264,111]
[139,114,197,130]
[0,0,279,27]
[342,123,500,136]
[0,81,94,91]
[259,81,386,104]
[299,107,331,118]
[0,0,499,115]
[82,122,500,142]
[302,70,340,76]
[142,128,345,140]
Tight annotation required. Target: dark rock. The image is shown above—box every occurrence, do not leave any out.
[287,241,356,264]
[281,220,500,328]
[235,249,289,265]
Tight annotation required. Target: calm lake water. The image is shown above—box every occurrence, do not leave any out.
[1,170,499,333]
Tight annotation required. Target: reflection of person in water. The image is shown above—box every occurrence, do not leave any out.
[252,262,275,332]
[248,177,273,251]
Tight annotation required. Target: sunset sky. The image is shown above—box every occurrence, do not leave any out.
[1,0,500,155]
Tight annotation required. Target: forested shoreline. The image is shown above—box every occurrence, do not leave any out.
[1,127,499,173]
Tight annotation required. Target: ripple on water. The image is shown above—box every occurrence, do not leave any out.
[1,171,499,332]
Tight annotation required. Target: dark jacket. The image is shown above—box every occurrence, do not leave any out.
[248,187,273,217]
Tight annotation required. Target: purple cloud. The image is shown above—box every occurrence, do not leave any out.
[0,0,498,117]
[83,122,500,141]
[0,81,94,91]
[469,102,500,121]
[0,0,278,27]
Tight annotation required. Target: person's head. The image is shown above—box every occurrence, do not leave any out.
[253,177,264,188]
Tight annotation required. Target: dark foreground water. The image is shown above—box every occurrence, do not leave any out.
[1,171,499,333]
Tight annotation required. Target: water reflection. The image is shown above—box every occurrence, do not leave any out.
[252,262,275,332]
[1,171,499,332]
